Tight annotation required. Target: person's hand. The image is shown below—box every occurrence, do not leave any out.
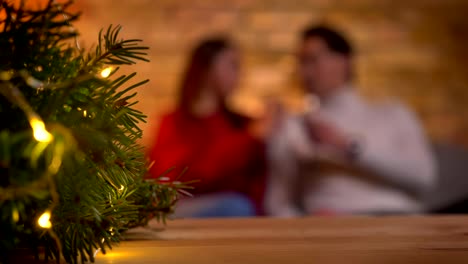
[306,116,351,152]
[248,99,285,139]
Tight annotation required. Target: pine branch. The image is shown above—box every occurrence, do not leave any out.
[0,1,189,263]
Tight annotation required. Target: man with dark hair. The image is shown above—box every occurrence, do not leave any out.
[265,25,437,216]
[302,25,353,55]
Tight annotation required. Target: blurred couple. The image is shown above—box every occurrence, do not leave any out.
[147,24,437,218]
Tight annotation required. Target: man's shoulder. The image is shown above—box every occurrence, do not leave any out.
[370,97,419,123]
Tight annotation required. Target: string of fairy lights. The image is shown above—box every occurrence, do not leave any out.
[0,0,116,230]
[0,65,113,230]
[0,1,165,262]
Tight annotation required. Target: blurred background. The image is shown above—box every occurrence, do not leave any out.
[72,0,468,149]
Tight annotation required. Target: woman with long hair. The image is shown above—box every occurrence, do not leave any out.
[147,37,266,217]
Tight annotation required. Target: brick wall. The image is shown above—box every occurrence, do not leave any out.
[75,0,468,147]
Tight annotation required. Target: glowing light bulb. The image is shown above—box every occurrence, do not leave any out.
[30,118,53,142]
[94,248,101,258]
[83,110,87,117]
[38,211,52,228]
[12,209,19,223]
[100,67,113,78]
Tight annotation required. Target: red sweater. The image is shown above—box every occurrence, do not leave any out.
[148,109,266,214]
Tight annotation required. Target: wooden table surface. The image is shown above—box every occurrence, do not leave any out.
[95,216,468,264]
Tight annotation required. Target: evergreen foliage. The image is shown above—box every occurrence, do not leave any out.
[0,1,188,263]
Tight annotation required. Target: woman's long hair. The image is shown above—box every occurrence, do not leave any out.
[178,37,230,113]
[177,37,248,127]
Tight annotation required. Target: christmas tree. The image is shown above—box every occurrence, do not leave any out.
[0,1,188,263]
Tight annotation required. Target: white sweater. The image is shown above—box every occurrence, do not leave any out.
[265,88,437,217]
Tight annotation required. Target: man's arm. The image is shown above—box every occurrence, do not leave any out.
[353,103,437,196]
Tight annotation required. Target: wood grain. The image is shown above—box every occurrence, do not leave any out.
[95,216,468,264]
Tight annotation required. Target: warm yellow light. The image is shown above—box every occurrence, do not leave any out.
[83,110,87,117]
[12,209,19,223]
[38,211,52,228]
[94,248,101,258]
[30,118,53,142]
[100,67,113,78]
